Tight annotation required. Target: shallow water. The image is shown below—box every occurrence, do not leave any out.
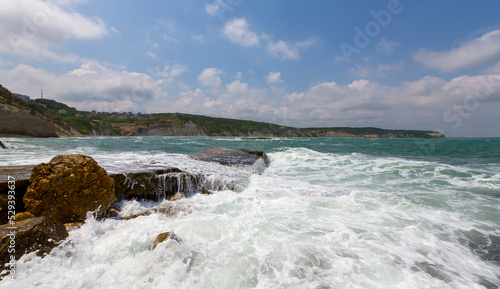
[0,137,499,288]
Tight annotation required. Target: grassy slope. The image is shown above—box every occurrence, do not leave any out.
[0,85,444,138]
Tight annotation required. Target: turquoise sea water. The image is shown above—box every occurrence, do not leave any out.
[0,137,499,289]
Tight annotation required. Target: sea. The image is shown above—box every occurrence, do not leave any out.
[0,137,499,289]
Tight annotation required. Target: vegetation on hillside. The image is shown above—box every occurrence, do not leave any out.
[0,85,445,138]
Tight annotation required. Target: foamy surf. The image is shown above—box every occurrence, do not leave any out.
[1,138,499,288]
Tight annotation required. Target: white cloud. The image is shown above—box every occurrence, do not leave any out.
[376,38,399,55]
[279,74,500,133]
[266,41,299,60]
[225,80,249,97]
[0,61,189,112]
[266,71,284,85]
[349,62,403,78]
[222,18,315,61]
[413,30,500,72]
[0,0,107,61]
[197,68,223,87]
[266,38,316,61]
[223,18,260,47]
[205,2,221,17]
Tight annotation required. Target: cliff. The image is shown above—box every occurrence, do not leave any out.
[133,120,208,137]
[0,85,446,139]
[0,103,57,138]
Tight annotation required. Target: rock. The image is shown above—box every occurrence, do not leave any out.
[152,232,181,250]
[0,141,7,149]
[200,189,213,195]
[97,203,121,220]
[123,203,190,220]
[0,166,33,214]
[64,222,84,231]
[23,154,116,223]
[0,104,58,137]
[0,195,10,225]
[188,147,270,173]
[0,216,68,275]
[169,192,184,202]
[109,167,200,201]
[11,212,34,222]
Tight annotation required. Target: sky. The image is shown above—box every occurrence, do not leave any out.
[1,0,500,137]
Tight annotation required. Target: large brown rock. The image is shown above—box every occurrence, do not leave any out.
[0,216,68,276]
[23,154,116,223]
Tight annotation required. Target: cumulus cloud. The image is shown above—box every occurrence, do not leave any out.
[266,71,284,85]
[413,30,500,72]
[2,59,500,136]
[0,61,188,112]
[223,18,316,60]
[0,0,108,61]
[223,18,260,47]
[278,74,500,133]
[197,68,223,87]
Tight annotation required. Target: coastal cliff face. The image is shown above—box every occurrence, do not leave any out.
[0,104,58,138]
[133,121,208,137]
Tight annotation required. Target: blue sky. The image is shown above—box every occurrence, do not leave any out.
[1,0,500,137]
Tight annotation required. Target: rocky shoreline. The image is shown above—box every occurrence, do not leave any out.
[0,147,270,278]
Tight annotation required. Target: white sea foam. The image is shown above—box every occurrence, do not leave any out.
[1,140,499,288]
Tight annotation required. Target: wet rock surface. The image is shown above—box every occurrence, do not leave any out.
[188,147,270,172]
[23,154,116,223]
[109,166,201,201]
[0,216,68,275]
[152,231,182,250]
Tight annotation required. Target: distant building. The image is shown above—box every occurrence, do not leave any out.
[58,109,67,114]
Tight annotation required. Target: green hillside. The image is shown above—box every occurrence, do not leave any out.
[0,85,446,139]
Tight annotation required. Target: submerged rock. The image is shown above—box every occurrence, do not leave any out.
[188,147,270,173]
[123,203,191,220]
[23,154,116,223]
[0,141,7,149]
[152,231,181,250]
[200,189,213,195]
[0,216,68,275]
[169,192,184,202]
